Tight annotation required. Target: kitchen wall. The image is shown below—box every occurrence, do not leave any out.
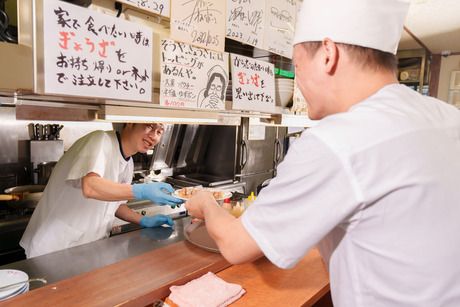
[437,55,460,102]
[0,106,112,163]
[0,106,112,189]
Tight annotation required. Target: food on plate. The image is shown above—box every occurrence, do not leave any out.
[176,187,227,200]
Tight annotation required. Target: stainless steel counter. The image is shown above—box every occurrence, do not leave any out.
[0,217,190,290]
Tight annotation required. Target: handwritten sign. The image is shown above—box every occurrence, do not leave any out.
[230,54,275,112]
[226,0,265,49]
[160,39,229,110]
[264,0,296,59]
[117,0,170,18]
[170,0,226,52]
[42,0,153,102]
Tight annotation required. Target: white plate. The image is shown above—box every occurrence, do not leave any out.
[0,283,28,301]
[173,188,232,201]
[0,270,29,300]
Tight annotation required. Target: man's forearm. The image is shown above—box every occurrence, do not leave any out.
[203,202,263,264]
[115,204,142,224]
[82,173,134,201]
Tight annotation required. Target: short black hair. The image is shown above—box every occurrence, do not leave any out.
[301,41,398,73]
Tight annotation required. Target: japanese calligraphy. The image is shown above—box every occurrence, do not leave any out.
[117,0,170,18]
[171,0,225,52]
[160,39,229,110]
[264,0,296,59]
[230,53,275,112]
[42,0,153,102]
[226,0,265,49]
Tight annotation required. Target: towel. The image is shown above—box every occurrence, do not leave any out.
[169,272,245,307]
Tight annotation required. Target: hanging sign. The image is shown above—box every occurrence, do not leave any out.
[230,54,275,112]
[264,0,296,59]
[160,39,229,110]
[170,0,226,52]
[226,0,265,49]
[117,0,170,18]
[42,0,153,102]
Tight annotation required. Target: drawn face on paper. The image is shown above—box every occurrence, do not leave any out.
[204,73,226,100]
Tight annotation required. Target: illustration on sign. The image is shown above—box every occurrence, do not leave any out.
[43,0,153,102]
[160,39,229,110]
[117,0,170,18]
[197,65,228,109]
[226,0,265,49]
[231,53,275,112]
[170,0,226,52]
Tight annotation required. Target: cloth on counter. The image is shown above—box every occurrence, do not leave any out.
[169,272,245,307]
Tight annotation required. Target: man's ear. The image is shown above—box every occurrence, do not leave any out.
[321,38,339,74]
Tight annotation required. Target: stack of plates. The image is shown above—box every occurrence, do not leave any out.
[275,78,294,108]
[0,270,29,301]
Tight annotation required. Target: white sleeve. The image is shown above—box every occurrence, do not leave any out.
[241,133,362,269]
[66,131,112,185]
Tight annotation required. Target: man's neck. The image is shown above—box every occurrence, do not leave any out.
[120,131,136,158]
[334,69,398,112]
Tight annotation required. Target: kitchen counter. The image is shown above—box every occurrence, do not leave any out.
[0,217,192,289]
[0,218,330,306]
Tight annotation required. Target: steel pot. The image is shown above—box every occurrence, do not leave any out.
[36,162,57,185]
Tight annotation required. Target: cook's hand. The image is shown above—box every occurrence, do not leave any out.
[140,214,174,228]
[132,182,183,207]
[185,191,217,219]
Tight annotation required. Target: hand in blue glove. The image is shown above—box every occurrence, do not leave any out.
[132,182,184,207]
[140,214,174,228]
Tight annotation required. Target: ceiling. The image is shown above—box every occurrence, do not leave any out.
[398,0,460,54]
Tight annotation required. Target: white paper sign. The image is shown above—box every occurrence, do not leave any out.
[231,54,275,112]
[264,0,296,59]
[160,39,229,110]
[42,0,153,102]
[226,0,265,49]
[170,0,226,52]
[117,0,170,18]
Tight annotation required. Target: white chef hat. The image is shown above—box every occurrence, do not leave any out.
[293,0,410,54]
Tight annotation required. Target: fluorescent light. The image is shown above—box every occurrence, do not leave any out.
[102,114,218,124]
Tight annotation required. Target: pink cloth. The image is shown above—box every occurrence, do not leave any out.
[169,272,245,307]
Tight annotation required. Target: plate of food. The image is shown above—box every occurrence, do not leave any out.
[173,187,232,201]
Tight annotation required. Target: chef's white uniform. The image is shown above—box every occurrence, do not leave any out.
[20,130,133,258]
[242,84,460,306]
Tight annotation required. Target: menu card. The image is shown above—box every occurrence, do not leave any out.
[160,39,229,110]
[226,0,265,49]
[42,0,153,102]
[230,54,275,112]
[170,0,226,52]
[264,0,296,59]
[117,0,170,18]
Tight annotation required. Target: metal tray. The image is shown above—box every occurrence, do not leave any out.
[184,220,220,253]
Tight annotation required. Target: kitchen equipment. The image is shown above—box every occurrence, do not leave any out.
[3,185,45,209]
[36,161,57,185]
[34,124,43,141]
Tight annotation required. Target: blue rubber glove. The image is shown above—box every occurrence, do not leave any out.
[140,214,174,228]
[132,182,184,207]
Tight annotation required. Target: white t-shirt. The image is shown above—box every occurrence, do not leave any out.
[242,84,460,307]
[20,130,133,258]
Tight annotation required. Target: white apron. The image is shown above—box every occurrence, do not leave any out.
[20,130,133,258]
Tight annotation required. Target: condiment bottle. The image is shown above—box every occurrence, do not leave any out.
[245,191,256,208]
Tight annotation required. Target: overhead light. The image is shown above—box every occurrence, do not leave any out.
[99,105,219,124]
[102,114,218,124]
